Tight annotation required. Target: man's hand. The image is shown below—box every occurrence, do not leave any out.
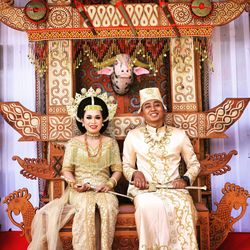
[133,171,148,189]
[171,178,188,189]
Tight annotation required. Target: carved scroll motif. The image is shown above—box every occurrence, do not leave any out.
[47,0,71,4]
[210,183,250,250]
[194,1,247,26]
[12,156,58,180]
[171,37,196,112]
[12,142,65,180]
[112,238,139,250]
[207,99,246,136]
[3,188,36,243]
[0,1,247,39]
[0,98,249,141]
[48,40,73,114]
[199,150,238,177]
[0,102,41,140]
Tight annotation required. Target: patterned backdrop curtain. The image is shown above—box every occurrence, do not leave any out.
[0,1,39,231]
[209,12,250,231]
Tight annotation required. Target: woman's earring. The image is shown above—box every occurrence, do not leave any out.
[82,123,85,127]
[102,124,104,127]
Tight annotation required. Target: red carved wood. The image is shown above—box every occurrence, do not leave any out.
[0,1,248,40]
[12,156,58,180]
[13,148,238,183]
[6,182,249,249]
[3,188,36,243]
[210,183,250,250]
[4,150,239,250]
[199,150,238,176]
[0,99,249,141]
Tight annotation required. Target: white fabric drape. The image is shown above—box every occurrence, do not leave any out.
[0,4,39,230]
[209,12,250,231]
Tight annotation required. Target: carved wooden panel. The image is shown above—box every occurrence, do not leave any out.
[170,37,197,112]
[199,150,238,177]
[197,210,210,250]
[48,40,73,115]
[3,188,36,243]
[5,153,248,250]
[0,1,247,40]
[1,98,249,141]
[112,236,139,250]
[48,0,71,5]
[210,183,250,250]
[13,147,238,186]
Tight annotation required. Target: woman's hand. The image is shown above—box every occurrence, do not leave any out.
[95,183,111,192]
[73,183,91,192]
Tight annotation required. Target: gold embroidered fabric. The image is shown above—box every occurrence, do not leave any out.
[63,137,122,186]
[123,124,200,249]
[28,137,122,250]
[123,125,200,192]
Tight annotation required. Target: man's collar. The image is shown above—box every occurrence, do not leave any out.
[146,123,166,133]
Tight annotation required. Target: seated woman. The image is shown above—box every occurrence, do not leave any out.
[28,88,122,250]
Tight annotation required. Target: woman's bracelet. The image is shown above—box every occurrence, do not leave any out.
[61,175,75,188]
[106,177,117,189]
[110,177,118,186]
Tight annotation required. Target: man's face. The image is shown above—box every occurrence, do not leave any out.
[141,99,165,126]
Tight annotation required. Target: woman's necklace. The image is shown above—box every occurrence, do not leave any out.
[85,135,102,158]
[86,131,100,138]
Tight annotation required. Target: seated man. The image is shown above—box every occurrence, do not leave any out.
[122,87,201,249]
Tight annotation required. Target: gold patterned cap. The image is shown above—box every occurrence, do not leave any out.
[67,87,118,122]
[138,87,166,113]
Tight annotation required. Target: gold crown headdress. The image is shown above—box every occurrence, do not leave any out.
[67,87,118,122]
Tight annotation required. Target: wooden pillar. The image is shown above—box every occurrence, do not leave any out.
[47,39,74,198]
[170,37,200,113]
[170,37,203,202]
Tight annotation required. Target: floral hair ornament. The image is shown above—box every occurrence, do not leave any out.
[67,87,118,122]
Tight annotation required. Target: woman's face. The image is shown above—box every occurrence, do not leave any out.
[82,110,103,134]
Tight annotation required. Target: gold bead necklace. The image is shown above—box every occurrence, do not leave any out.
[86,131,101,138]
[85,135,102,158]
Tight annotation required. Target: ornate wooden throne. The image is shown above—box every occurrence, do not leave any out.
[1,0,250,249]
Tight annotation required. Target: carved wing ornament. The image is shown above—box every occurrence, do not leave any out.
[12,156,59,180]
[12,142,66,180]
[3,182,250,247]
[13,143,236,183]
[0,98,249,141]
[3,188,36,243]
[0,102,41,140]
[199,150,238,176]
[210,183,250,250]
[206,99,247,136]
[0,0,249,39]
